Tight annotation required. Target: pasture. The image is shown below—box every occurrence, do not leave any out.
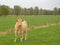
[0,15,60,45]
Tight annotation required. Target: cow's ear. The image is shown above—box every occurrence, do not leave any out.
[22,19,24,22]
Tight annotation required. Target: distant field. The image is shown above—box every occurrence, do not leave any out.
[0,15,60,45]
[0,15,60,31]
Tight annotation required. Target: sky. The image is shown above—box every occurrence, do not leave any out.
[0,0,60,9]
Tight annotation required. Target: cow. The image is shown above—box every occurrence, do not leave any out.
[14,18,28,42]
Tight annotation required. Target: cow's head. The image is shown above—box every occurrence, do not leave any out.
[17,18,23,26]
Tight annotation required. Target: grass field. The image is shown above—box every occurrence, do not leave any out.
[0,15,60,31]
[0,15,60,45]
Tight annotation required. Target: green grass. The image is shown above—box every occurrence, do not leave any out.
[0,25,60,45]
[0,15,60,45]
[0,15,60,31]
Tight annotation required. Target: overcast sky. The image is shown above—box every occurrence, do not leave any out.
[0,0,60,9]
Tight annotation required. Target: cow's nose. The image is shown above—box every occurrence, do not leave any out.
[19,25,21,27]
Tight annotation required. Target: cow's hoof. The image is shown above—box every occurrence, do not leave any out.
[14,39,16,42]
[25,38,27,40]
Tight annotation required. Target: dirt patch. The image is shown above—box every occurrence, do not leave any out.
[29,22,60,30]
[0,22,60,36]
[0,29,14,36]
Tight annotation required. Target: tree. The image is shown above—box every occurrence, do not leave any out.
[23,8,28,15]
[53,7,58,16]
[29,7,34,15]
[34,7,39,15]
[1,5,9,16]
[20,8,23,15]
[0,5,1,16]
[14,5,21,16]
[9,8,15,15]
[47,10,53,15]
[39,8,43,15]
[58,8,60,15]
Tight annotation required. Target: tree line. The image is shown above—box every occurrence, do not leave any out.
[0,5,60,16]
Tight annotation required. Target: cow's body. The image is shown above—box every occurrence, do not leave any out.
[14,18,28,42]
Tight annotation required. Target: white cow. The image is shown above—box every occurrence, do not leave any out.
[14,18,28,42]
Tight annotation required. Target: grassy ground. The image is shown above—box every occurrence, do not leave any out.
[0,15,60,31]
[0,15,60,45]
[0,25,60,45]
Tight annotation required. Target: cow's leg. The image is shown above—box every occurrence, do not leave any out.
[20,31,23,42]
[25,30,27,40]
[14,30,18,42]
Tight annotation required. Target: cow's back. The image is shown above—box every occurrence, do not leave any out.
[21,21,28,31]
